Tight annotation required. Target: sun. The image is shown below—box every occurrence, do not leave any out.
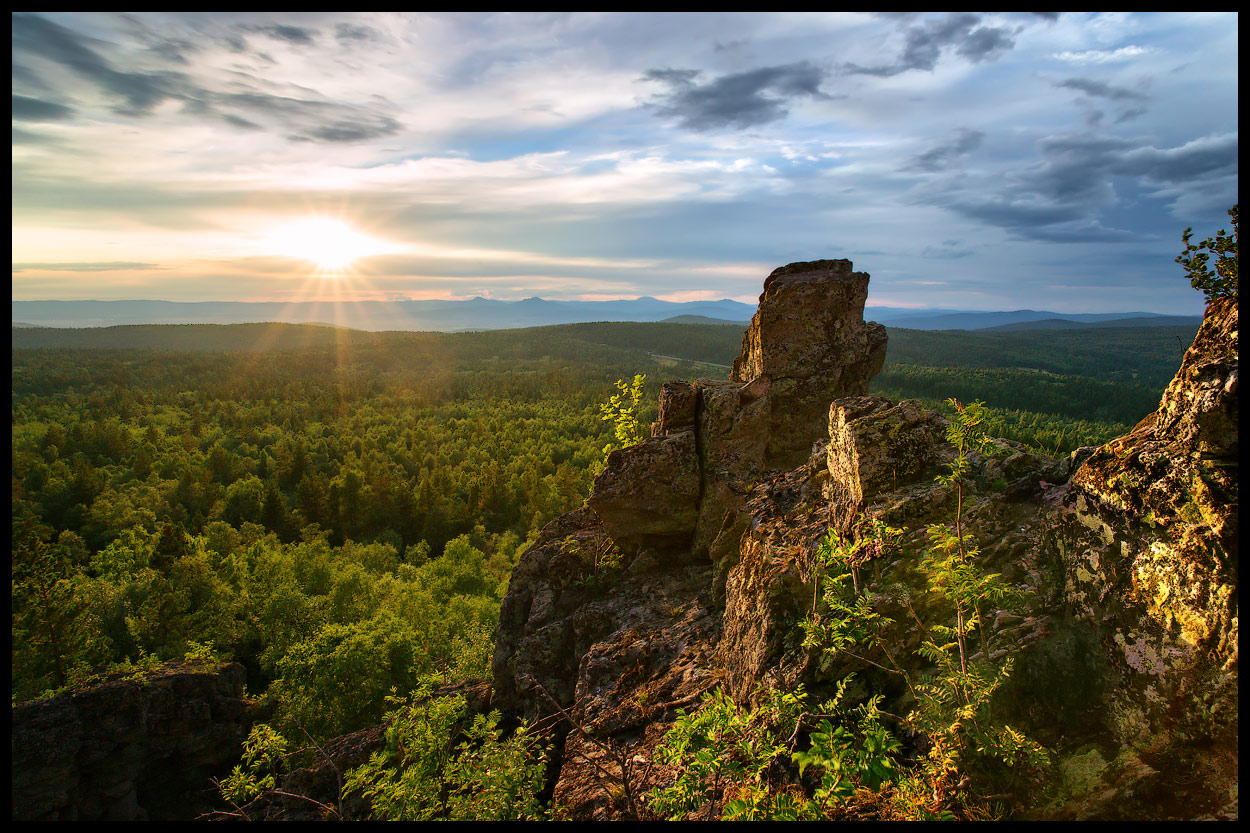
[264,218,398,271]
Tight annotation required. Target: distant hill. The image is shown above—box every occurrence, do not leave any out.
[9,322,360,352]
[660,315,750,326]
[872,309,1200,331]
[13,319,1199,390]
[984,315,1204,331]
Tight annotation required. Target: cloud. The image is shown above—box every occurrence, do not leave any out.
[843,13,1016,77]
[12,12,190,117]
[215,91,402,143]
[334,22,378,42]
[906,128,984,172]
[12,126,53,145]
[1054,77,1148,102]
[242,23,318,46]
[922,241,974,259]
[11,13,400,143]
[1053,46,1148,64]
[1113,106,1148,124]
[12,94,75,121]
[924,131,1238,242]
[1111,132,1238,183]
[12,261,165,272]
[642,62,830,131]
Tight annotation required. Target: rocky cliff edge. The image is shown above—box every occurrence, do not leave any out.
[491,261,1237,820]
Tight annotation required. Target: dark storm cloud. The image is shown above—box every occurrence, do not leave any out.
[12,94,75,121]
[1054,77,1149,102]
[844,13,1016,77]
[906,128,984,172]
[642,62,831,131]
[11,13,400,143]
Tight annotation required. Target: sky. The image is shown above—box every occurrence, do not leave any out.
[11,12,1239,313]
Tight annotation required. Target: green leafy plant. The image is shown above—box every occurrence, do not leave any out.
[801,520,905,677]
[648,687,785,820]
[220,723,290,805]
[897,399,1048,816]
[791,690,901,813]
[1177,204,1238,303]
[343,678,548,821]
[599,374,648,462]
[648,680,901,821]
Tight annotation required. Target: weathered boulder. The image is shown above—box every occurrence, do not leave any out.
[826,396,953,508]
[1072,294,1237,563]
[494,258,891,815]
[690,376,772,562]
[592,259,888,563]
[11,660,259,821]
[650,380,699,437]
[587,430,701,552]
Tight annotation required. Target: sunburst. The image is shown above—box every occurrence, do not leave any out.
[264,217,399,272]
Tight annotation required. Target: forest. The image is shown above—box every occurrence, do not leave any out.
[10,319,1191,749]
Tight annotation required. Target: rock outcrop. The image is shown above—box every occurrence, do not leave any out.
[11,660,260,821]
[587,259,887,571]
[1041,294,1238,819]
[492,261,1237,820]
[731,259,888,469]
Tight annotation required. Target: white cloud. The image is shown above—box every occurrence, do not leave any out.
[1052,45,1149,63]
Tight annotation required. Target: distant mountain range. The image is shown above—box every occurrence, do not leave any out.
[864,308,1204,331]
[11,298,1202,332]
[10,297,755,332]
